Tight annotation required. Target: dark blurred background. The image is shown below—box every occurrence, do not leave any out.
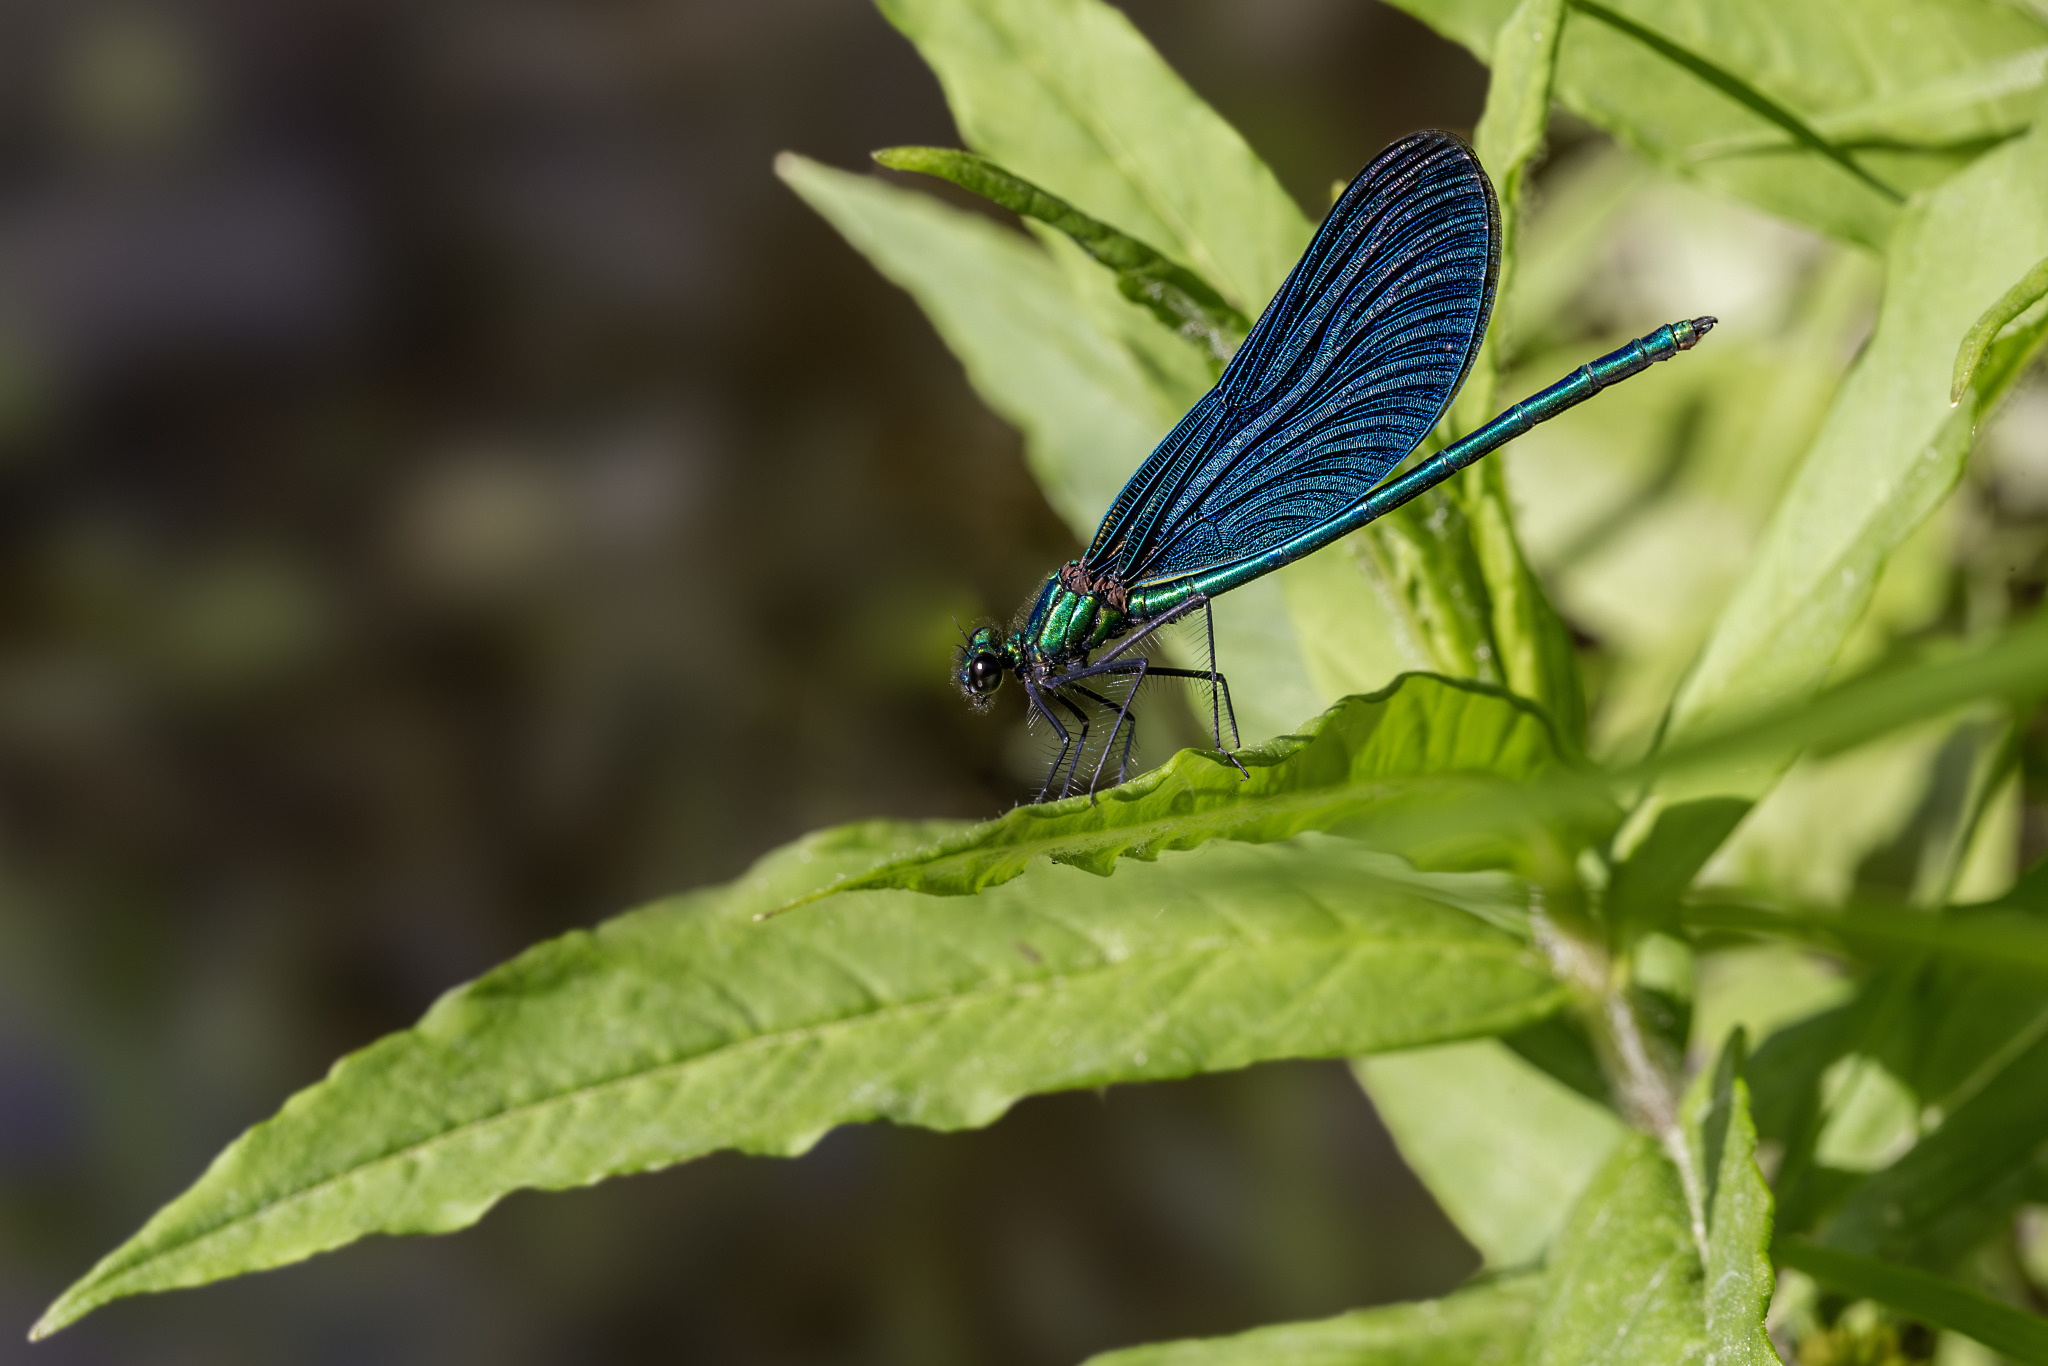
[0,1,1495,1360]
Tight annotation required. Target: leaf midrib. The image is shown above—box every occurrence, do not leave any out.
[837,771,1551,897]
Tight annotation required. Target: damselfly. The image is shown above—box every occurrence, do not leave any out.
[955,131,1713,801]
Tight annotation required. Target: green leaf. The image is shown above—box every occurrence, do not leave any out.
[1387,0,2048,248]
[1775,1238,2048,1366]
[788,672,1611,907]
[873,145,1248,361]
[33,831,1568,1338]
[1687,1036,1781,1366]
[872,0,1312,314]
[1079,1276,1546,1366]
[1609,797,1752,940]
[776,152,1320,741]
[1667,104,2048,758]
[1525,1033,1778,1366]
[1355,1039,1626,1269]
[1953,248,2048,402]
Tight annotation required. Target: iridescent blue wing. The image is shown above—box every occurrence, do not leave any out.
[1080,131,1499,587]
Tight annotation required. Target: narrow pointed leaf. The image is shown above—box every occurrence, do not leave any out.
[1080,1277,1547,1366]
[1682,900,2048,984]
[1473,0,1565,213]
[873,146,1248,360]
[1609,798,1752,939]
[1688,1036,1780,1366]
[34,832,1567,1338]
[1567,0,1903,207]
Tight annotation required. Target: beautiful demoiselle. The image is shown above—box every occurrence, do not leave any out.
[955,131,1713,802]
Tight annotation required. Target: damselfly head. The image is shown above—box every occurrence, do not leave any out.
[954,624,1010,711]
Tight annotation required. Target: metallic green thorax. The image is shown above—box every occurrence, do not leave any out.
[1023,572,1129,661]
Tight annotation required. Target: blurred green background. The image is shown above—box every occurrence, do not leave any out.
[0,2,1498,1362]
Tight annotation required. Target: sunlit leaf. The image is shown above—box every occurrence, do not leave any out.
[1355,1039,1625,1268]
[1080,1276,1546,1366]
[787,672,1608,907]
[1525,1034,1777,1366]
[32,831,1567,1338]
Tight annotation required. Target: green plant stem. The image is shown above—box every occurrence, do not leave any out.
[1531,912,1703,1251]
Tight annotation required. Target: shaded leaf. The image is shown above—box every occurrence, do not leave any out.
[1080,1276,1546,1366]
[1355,1039,1625,1268]
[1649,613,2048,789]
[1458,463,1588,751]
[33,832,1567,1337]
[873,145,1248,361]
[1776,1238,2048,1366]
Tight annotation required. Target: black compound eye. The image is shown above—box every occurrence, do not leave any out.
[968,653,1003,694]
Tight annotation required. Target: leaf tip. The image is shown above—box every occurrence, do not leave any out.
[28,1295,81,1341]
